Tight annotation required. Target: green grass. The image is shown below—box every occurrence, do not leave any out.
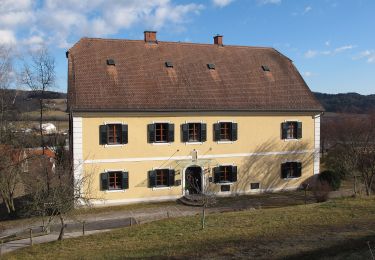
[4,197,375,259]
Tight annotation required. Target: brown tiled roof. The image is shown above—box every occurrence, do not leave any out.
[67,38,324,112]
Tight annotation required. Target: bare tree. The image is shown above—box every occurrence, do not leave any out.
[0,45,18,143]
[185,170,216,230]
[0,146,24,216]
[327,114,375,195]
[22,47,55,154]
[24,145,95,241]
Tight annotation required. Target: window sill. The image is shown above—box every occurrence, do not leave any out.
[105,189,126,193]
[282,177,301,180]
[185,142,203,145]
[217,140,234,144]
[283,138,300,142]
[104,144,126,148]
[216,182,235,185]
[152,142,172,146]
[152,186,172,190]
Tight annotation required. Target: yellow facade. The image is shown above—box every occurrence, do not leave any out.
[74,112,319,205]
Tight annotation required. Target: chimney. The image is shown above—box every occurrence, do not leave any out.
[214,35,223,46]
[144,31,157,43]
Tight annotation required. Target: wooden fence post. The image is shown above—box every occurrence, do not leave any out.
[29,229,33,246]
[82,221,85,236]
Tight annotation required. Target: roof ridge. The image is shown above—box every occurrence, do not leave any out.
[74,37,274,50]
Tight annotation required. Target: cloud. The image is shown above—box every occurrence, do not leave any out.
[212,0,234,7]
[258,0,281,4]
[304,50,318,58]
[303,6,312,14]
[334,45,354,53]
[0,0,204,50]
[0,30,17,45]
[354,50,375,63]
[302,71,314,77]
[304,45,355,59]
[325,41,330,46]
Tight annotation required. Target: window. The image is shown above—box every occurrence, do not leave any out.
[148,169,175,188]
[181,123,207,142]
[213,165,237,183]
[281,121,302,140]
[101,171,129,190]
[99,124,128,145]
[250,183,260,190]
[214,122,238,141]
[281,162,302,179]
[148,123,174,143]
[221,185,230,192]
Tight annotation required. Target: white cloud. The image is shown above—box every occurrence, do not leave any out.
[303,71,314,77]
[258,0,281,4]
[304,50,318,58]
[303,6,312,14]
[212,0,234,8]
[325,41,330,46]
[304,45,355,59]
[0,30,17,45]
[354,50,375,63]
[0,0,204,49]
[334,45,354,53]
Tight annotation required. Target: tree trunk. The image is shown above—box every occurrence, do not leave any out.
[201,205,206,230]
[39,98,45,154]
[58,215,65,241]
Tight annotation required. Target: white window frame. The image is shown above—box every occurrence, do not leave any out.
[281,160,302,180]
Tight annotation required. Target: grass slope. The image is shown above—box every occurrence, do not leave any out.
[4,197,375,259]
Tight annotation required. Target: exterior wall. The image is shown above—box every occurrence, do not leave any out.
[74,112,319,206]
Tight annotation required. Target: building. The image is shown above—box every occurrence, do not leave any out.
[67,32,324,206]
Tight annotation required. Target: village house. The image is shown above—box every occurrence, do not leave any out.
[67,32,324,206]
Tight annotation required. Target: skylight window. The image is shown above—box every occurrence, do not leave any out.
[262,65,270,72]
[165,61,173,68]
[107,59,116,66]
[207,63,215,70]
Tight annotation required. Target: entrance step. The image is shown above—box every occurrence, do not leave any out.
[178,195,204,207]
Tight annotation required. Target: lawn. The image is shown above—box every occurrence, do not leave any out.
[4,197,375,259]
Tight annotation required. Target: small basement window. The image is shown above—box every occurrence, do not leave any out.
[207,63,215,70]
[221,185,230,192]
[165,61,173,68]
[250,183,260,190]
[107,59,116,66]
[262,65,270,72]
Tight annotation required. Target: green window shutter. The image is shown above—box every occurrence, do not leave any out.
[231,166,238,182]
[281,123,288,139]
[148,170,156,188]
[99,125,108,145]
[168,124,175,142]
[122,171,129,189]
[296,162,302,177]
[168,169,175,186]
[213,123,221,141]
[181,124,189,142]
[297,122,302,139]
[231,123,238,141]
[147,124,156,143]
[200,123,207,142]
[213,167,220,183]
[281,163,288,178]
[100,172,109,190]
[121,124,128,144]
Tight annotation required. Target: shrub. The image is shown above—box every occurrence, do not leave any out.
[319,170,341,191]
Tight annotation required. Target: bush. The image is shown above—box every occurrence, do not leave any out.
[319,170,341,191]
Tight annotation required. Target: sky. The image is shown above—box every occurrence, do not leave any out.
[1,0,374,94]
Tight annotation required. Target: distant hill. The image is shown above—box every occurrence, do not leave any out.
[4,89,66,113]
[313,92,375,114]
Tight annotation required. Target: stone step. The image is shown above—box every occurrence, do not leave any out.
[178,196,204,207]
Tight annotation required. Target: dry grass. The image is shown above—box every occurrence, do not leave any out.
[4,197,375,259]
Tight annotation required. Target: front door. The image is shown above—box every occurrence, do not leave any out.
[185,166,202,194]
